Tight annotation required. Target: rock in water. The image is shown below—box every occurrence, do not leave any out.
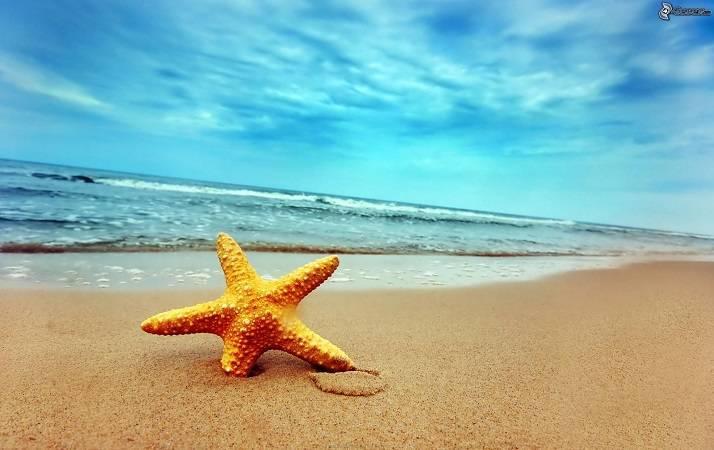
[70,175,95,183]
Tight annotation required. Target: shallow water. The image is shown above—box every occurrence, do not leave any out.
[4,251,712,291]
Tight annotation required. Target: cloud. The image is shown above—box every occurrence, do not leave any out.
[0,1,657,145]
[632,44,714,82]
[0,53,107,109]
[1,0,709,151]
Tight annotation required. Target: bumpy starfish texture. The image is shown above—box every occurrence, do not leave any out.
[141,233,355,377]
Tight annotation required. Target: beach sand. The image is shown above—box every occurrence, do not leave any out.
[1,261,713,448]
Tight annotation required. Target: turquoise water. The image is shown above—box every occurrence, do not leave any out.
[1,158,713,256]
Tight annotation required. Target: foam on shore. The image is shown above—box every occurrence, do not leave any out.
[0,251,689,291]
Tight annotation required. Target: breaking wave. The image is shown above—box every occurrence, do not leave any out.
[97,177,576,227]
[97,178,321,202]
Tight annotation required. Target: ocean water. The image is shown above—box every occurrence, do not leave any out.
[1,158,713,256]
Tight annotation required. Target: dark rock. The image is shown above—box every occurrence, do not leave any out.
[70,175,95,183]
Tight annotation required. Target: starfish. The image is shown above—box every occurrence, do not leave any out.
[141,233,355,377]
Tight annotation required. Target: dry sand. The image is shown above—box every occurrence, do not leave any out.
[1,261,713,448]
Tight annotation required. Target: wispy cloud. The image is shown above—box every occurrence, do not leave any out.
[0,53,107,109]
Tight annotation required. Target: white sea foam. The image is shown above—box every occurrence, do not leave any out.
[98,178,320,202]
[330,277,352,282]
[589,223,714,240]
[321,196,575,226]
[187,273,211,279]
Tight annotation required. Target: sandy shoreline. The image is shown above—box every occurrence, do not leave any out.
[1,261,713,448]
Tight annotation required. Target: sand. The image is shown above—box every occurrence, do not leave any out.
[1,261,713,448]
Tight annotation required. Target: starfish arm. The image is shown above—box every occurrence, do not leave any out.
[141,300,233,336]
[271,256,339,306]
[220,342,264,377]
[276,319,354,372]
[219,329,267,377]
[216,232,259,290]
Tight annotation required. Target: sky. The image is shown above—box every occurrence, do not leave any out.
[0,0,713,234]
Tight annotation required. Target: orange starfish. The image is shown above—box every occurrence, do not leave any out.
[141,233,355,377]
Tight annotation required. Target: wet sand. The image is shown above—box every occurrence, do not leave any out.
[1,261,713,448]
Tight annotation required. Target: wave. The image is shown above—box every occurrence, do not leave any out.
[0,239,605,256]
[0,186,102,201]
[96,177,576,228]
[575,223,714,241]
[0,216,79,225]
[0,167,31,176]
[97,178,321,202]
[317,196,576,227]
[0,186,65,197]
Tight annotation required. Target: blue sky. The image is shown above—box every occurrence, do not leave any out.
[1,1,713,234]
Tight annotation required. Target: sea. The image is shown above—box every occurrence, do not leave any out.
[2,158,713,257]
